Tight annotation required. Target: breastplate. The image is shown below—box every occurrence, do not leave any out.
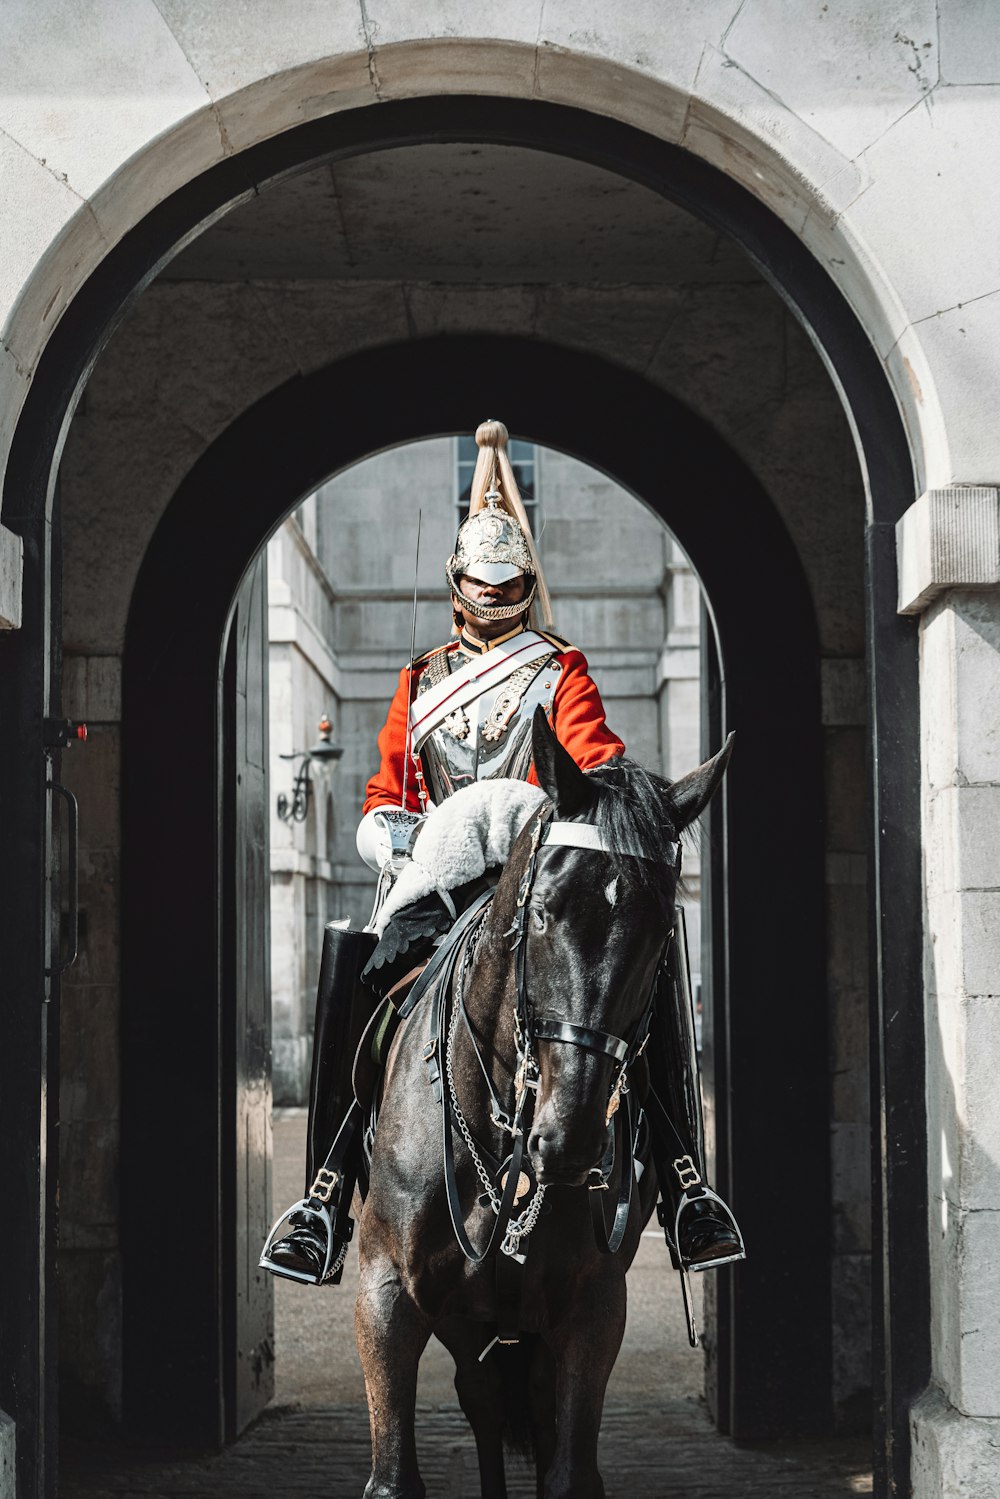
[416,648,561,804]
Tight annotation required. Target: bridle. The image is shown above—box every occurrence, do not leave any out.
[435,801,680,1267]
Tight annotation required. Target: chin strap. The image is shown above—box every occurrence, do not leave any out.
[448,576,537,623]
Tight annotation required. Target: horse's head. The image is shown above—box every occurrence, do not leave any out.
[521,708,733,1187]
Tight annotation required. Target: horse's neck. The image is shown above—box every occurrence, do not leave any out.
[457,874,519,1072]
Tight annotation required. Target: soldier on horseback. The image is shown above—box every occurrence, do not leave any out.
[261,419,744,1292]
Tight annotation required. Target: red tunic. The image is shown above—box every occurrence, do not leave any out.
[363,642,625,814]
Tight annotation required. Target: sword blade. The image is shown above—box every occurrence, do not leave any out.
[401,509,422,810]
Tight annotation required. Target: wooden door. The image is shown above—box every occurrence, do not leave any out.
[220,555,274,1437]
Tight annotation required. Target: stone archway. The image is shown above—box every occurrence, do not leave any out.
[122,333,824,1445]
[1,94,921,1498]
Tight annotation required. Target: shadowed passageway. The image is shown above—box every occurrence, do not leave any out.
[60,1116,872,1498]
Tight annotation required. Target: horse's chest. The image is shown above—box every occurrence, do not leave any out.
[417,652,559,802]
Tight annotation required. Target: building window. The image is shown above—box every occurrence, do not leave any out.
[455,436,540,541]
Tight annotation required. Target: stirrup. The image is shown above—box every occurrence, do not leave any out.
[677,1186,746,1273]
[657,1186,747,1273]
[259,1197,351,1286]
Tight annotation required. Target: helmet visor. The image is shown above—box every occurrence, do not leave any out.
[460,561,527,585]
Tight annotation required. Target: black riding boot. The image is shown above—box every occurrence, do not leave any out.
[647,912,745,1274]
[260,924,378,1285]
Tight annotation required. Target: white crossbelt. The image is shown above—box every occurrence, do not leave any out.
[409,631,554,751]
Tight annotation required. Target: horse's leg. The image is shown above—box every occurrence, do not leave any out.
[528,1339,557,1499]
[355,1251,431,1499]
[542,1275,626,1499]
[435,1318,508,1499]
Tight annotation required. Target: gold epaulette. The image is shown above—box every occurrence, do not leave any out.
[536,629,573,654]
[411,641,453,668]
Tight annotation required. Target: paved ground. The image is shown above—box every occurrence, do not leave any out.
[60,1112,873,1498]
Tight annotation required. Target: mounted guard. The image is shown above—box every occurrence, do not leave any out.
[260,418,745,1319]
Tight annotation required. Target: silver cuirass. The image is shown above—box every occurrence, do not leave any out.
[416,647,561,804]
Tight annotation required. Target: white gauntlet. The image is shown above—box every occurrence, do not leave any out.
[356,807,426,873]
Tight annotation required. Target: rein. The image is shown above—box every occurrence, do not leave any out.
[432,802,679,1267]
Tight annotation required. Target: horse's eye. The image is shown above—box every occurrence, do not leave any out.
[529,904,548,933]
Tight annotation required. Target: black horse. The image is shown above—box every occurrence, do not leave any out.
[356,709,732,1499]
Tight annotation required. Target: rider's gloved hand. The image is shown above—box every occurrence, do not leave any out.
[361,892,453,997]
[356,807,426,872]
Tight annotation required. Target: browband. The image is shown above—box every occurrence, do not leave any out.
[541,820,678,866]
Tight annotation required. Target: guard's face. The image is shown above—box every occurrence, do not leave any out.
[456,572,529,637]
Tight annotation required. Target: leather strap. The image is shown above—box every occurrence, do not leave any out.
[589,1088,636,1255]
[532,1015,629,1063]
[396,888,495,1020]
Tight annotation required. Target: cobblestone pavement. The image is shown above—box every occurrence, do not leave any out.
[60,1113,873,1498]
[61,1401,873,1498]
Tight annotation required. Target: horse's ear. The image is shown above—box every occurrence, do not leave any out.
[531,706,592,816]
[669,732,735,832]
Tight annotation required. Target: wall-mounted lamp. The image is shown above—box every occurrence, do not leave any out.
[276,714,343,823]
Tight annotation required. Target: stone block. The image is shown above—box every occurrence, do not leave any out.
[0,524,21,629]
[534,282,682,376]
[922,593,1000,791]
[62,655,122,721]
[58,1248,122,1433]
[821,658,866,726]
[851,87,1000,330]
[374,36,536,102]
[538,0,737,144]
[248,280,410,376]
[725,0,937,164]
[60,985,120,1123]
[0,348,27,498]
[831,1122,871,1253]
[824,728,867,854]
[684,45,855,237]
[831,1252,872,1433]
[939,1,1000,85]
[912,1384,1000,1499]
[0,0,206,202]
[60,726,121,855]
[0,1408,13,1499]
[933,1200,1000,1416]
[153,0,367,101]
[908,288,1000,490]
[926,786,1000,896]
[644,282,787,432]
[897,489,1000,616]
[830,986,870,1124]
[799,185,908,371]
[928,992,1000,1213]
[928,891,1000,1001]
[0,129,108,374]
[59,1119,119,1251]
[273,1036,311,1108]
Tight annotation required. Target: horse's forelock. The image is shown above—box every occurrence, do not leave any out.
[587,757,685,889]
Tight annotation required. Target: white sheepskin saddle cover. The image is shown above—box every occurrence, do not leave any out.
[373,778,547,937]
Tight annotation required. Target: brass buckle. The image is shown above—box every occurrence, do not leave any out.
[310,1167,340,1204]
[672,1154,702,1190]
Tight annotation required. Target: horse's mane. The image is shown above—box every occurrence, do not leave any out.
[586,756,684,885]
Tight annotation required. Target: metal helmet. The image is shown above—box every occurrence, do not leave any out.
[447,489,538,622]
[447,420,553,628]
